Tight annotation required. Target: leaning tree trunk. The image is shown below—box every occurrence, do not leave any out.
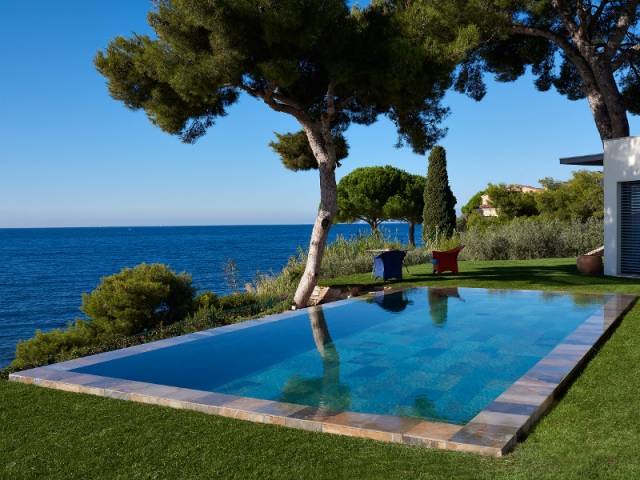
[571,36,630,140]
[569,49,630,140]
[408,221,416,247]
[584,74,630,140]
[293,125,338,308]
[587,63,630,140]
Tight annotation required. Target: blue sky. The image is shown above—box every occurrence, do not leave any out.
[1,1,637,228]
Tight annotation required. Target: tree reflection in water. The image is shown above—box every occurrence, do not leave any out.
[428,287,462,326]
[373,290,411,313]
[280,307,351,411]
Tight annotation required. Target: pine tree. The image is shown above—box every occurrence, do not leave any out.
[95,1,474,307]
[423,146,457,242]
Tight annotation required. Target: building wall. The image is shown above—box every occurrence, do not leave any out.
[603,136,640,276]
[478,206,498,217]
[515,185,544,194]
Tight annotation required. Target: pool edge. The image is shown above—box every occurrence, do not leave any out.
[9,290,637,458]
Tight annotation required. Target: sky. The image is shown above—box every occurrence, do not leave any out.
[1,1,637,228]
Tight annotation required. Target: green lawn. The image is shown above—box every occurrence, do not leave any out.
[2,258,640,479]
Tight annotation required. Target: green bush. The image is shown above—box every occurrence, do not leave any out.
[81,263,195,337]
[537,171,604,221]
[484,184,539,218]
[254,253,305,300]
[218,292,259,311]
[10,234,436,373]
[11,321,95,371]
[253,231,433,297]
[11,264,195,370]
[194,291,220,310]
[461,211,508,231]
[319,231,433,277]
[461,190,484,215]
[460,217,603,260]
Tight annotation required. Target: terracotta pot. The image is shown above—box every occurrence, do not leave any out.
[576,254,603,275]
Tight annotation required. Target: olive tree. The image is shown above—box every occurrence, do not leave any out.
[95,0,472,307]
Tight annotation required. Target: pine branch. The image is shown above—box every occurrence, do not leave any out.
[606,0,639,59]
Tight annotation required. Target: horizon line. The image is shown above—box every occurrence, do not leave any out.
[0,221,411,230]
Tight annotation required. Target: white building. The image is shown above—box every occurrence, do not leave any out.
[561,136,640,277]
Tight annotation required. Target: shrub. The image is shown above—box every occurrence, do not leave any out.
[10,233,434,373]
[11,321,95,370]
[537,171,604,221]
[484,184,539,218]
[194,291,219,310]
[423,228,462,252]
[10,304,223,372]
[253,231,433,295]
[320,232,398,277]
[460,217,603,260]
[461,190,484,215]
[180,304,223,331]
[11,264,196,370]
[10,291,289,373]
[217,292,259,311]
[318,231,432,277]
[254,252,305,300]
[82,263,195,337]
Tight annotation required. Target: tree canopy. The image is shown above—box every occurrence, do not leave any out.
[423,146,457,241]
[537,170,603,220]
[483,184,540,219]
[95,0,477,306]
[269,131,348,171]
[337,166,425,245]
[384,172,426,246]
[336,166,407,231]
[95,0,471,151]
[461,189,485,215]
[465,171,603,223]
[450,0,640,140]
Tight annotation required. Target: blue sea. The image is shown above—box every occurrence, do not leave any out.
[0,224,420,367]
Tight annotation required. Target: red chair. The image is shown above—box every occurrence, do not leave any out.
[432,246,464,274]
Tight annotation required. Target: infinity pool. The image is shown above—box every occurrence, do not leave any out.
[72,287,610,424]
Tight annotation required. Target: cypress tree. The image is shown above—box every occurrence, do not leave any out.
[422,146,457,242]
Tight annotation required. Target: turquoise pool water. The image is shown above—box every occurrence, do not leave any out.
[73,287,609,424]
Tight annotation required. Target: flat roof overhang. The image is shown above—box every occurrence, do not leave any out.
[559,153,604,166]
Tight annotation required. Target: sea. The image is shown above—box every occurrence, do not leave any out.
[0,223,421,367]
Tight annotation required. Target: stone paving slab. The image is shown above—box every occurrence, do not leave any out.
[8,288,636,457]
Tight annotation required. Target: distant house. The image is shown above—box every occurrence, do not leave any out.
[477,193,498,217]
[477,184,544,217]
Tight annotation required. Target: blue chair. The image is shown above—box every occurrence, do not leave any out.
[372,250,406,281]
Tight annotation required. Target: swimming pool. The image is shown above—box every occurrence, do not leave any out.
[11,287,636,456]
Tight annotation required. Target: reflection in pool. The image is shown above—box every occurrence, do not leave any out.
[73,287,610,424]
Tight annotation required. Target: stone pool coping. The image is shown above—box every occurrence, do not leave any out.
[9,288,637,457]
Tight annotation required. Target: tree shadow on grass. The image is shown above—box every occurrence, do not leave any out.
[329,262,640,292]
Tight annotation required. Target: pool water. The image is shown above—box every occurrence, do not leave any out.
[73,287,609,424]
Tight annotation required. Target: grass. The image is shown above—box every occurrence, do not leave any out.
[2,258,640,479]
[322,257,640,294]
